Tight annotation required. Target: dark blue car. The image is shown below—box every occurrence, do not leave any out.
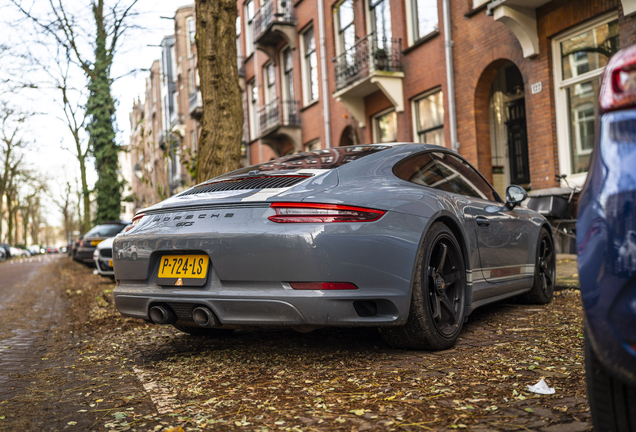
[577,44,636,430]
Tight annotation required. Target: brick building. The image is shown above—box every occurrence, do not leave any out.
[127,0,636,212]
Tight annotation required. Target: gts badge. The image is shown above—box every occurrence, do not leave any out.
[176,221,194,227]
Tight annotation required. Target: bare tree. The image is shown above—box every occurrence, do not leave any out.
[51,180,75,243]
[0,106,27,242]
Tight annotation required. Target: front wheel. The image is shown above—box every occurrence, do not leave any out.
[585,332,636,431]
[380,222,467,350]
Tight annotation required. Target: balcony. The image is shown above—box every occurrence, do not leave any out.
[332,34,404,127]
[258,98,302,154]
[189,90,203,120]
[253,1,296,60]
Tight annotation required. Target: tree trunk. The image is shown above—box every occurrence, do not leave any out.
[195,0,244,183]
[87,0,121,223]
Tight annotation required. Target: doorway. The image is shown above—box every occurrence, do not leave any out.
[488,62,530,197]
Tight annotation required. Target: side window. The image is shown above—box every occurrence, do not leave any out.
[431,152,499,202]
[393,152,453,193]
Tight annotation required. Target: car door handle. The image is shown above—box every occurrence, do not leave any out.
[476,216,491,227]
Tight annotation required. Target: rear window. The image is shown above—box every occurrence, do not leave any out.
[85,224,125,238]
[218,146,392,178]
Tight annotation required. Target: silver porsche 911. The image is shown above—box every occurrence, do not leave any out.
[113,144,555,350]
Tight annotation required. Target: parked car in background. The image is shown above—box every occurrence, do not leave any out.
[10,247,30,258]
[577,44,636,431]
[71,236,83,260]
[1,244,11,258]
[113,144,555,347]
[28,245,43,255]
[45,246,58,254]
[75,221,130,266]
[93,237,115,279]
[0,248,5,262]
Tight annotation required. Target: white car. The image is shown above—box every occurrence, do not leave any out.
[93,237,115,279]
[10,247,30,257]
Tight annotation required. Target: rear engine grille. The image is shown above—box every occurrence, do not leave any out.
[100,249,113,258]
[178,175,310,197]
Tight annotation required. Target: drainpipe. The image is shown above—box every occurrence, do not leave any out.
[442,0,459,152]
[317,0,332,148]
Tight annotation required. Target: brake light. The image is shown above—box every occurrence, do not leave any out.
[289,282,358,290]
[600,45,636,112]
[126,213,146,232]
[269,203,385,223]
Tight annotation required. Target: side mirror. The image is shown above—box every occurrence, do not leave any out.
[505,185,527,210]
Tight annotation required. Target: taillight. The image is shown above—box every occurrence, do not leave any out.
[600,45,636,112]
[126,213,146,232]
[79,240,85,247]
[289,282,358,290]
[269,203,386,223]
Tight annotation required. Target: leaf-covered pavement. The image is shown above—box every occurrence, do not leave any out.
[0,259,590,431]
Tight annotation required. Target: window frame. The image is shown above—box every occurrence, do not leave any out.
[334,0,355,56]
[248,79,259,141]
[405,0,439,46]
[372,107,397,143]
[245,0,255,57]
[186,16,195,59]
[552,11,618,188]
[300,24,319,106]
[412,88,444,146]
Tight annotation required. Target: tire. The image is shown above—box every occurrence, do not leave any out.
[519,227,555,304]
[380,222,467,350]
[173,325,235,337]
[131,252,138,261]
[585,332,636,431]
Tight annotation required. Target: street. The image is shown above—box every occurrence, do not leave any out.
[0,256,591,431]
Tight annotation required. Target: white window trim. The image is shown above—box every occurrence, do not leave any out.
[333,0,354,57]
[411,87,443,144]
[299,25,319,107]
[372,107,396,143]
[279,44,292,101]
[552,11,618,188]
[405,0,439,47]
[244,1,254,57]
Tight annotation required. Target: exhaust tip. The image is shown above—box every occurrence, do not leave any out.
[149,305,177,324]
[192,306,218,328]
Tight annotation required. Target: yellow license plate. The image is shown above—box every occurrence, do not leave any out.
[91,240,103,246]
[108,259,113,268]
[158,255,209,279]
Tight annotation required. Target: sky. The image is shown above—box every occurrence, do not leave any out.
[1,0,193,228]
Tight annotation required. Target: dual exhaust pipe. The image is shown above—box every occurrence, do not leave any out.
[149,304,219,328]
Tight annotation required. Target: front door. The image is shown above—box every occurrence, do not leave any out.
[506,99,530,186]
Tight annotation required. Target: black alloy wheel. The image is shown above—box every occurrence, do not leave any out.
[380,222,467,350]
[427,235,465,338]
[520,228,555,304]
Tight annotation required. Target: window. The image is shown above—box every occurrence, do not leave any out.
[186,17,195,58]
[188,68,195,94]
[414,90,444,146]
[370,0,391,49]
[411,0,438,41]
[431,152,499,202]
[245,0,255,56]
[282,48,294,101]
[264,63,276,104]
[301,26,319,104]
[373,109,397,143]
[393,152,453,192]
[248,80,258,140]
[236,15,242,58]
[554,15,619,183]
[304,139,321,152]
[336,0,355,55]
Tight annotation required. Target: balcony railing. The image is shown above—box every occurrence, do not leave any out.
[253,1,296,43]
[258,98,300,134]
[333,33,402,91]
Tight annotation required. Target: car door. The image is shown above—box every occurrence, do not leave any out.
[430,152,533,284]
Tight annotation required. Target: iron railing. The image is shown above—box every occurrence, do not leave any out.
[253,1,296,42]
[332,33,402,91]
[258,98,300,134]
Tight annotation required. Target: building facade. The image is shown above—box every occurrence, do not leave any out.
[127,0,636,212]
